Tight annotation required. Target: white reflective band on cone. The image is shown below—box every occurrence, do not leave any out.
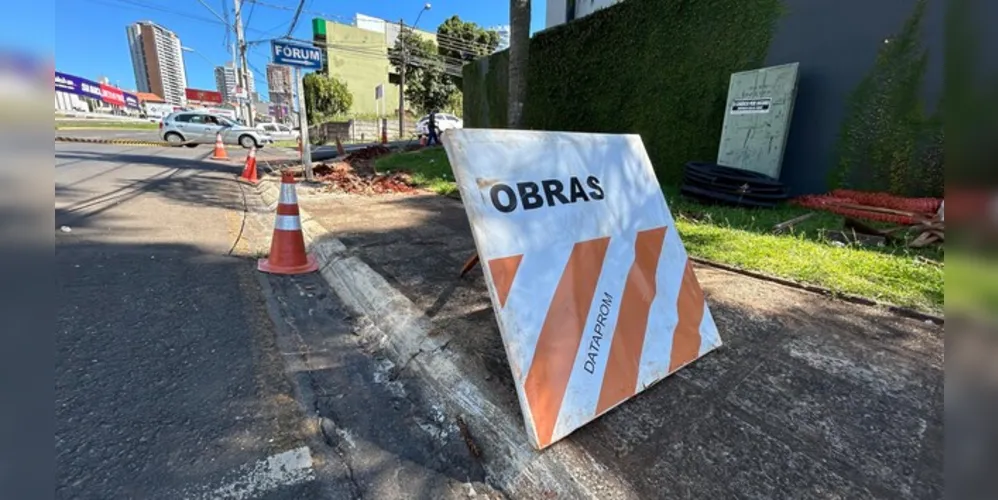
[274,215,302,231]
[279,183,298,204]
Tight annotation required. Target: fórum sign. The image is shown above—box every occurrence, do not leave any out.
[271,40,322,70]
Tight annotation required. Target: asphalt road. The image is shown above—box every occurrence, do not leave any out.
[55,143,323,498]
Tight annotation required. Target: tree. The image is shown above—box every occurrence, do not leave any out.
[436,15,500,63]
[302,73,353,125]
[389,28,458,115]
[508,0,530,128]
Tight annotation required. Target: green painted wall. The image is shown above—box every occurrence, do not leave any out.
[321,21,397,115]
[315,19,439,117]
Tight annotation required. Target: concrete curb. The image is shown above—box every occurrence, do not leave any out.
[254,180,634,499]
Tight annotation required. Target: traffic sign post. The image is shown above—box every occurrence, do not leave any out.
[271,40,324,181]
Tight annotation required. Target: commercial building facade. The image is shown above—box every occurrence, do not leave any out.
[54,71,141,115]
[126,21,188,106]
[312,14,436,116]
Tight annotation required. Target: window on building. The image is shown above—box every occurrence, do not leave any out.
[566,0,577,22]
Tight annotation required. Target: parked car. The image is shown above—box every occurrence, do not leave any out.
[256,122,299,141]
[416,113,463,137]
[159,111,272,148]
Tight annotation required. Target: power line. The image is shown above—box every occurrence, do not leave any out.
[82,0,228,27]
[285,0,306,37]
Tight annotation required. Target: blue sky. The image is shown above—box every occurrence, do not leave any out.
[53,0,546,97]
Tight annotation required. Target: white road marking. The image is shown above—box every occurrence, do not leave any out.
[185,446,315,500]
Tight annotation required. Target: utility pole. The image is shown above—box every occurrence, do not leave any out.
[398,19,406,139]
[233,0,254,126]
[296,66,314,181]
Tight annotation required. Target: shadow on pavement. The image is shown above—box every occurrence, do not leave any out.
[56,236,315,498]
[260,271,493,499]
[299,190,946,498]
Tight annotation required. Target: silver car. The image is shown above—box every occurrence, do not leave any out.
[159,111,273,148]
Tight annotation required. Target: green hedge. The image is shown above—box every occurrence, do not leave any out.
[463,0,783,185]
[831,0,943,197]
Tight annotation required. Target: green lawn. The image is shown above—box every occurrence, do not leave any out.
[375,147,457,195]
[372,148,944,313]
[55,120,159,130]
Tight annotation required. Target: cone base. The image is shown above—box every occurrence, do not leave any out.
[258,254,319,275]
[237,176,259,185]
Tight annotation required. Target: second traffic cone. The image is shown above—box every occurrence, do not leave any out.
[258,171,318,275]
[211,133,229,161]
[238,146,258,184]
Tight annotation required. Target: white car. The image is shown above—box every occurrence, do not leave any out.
[256,122,299,141]
[416,113,463,137]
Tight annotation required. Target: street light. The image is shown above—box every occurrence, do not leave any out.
[181,46,214,67]
[414,3,431,28]
[399,3,431,137]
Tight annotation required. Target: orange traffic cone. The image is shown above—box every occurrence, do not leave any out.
[258,171,318,275]
[419,135,427,147]
[211,133,229,161]
[335,136,345,156]
[238,146,258,184]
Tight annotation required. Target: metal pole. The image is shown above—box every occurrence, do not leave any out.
[233,0,254,126]
[297,66,313,181]
[398,19,405,140]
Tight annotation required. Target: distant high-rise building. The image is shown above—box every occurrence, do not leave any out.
[214,62,254,103]
[126,21,187,106]
[267,64,293,96]
[266,64,293,117]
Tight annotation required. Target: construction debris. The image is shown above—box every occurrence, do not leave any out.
[287,145,419,195]
[793,189,944,247]
[771,212,815,234]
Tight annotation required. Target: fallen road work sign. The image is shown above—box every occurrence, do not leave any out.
[442,130,723,449]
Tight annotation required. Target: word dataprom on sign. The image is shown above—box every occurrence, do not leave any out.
[442,130,723,450]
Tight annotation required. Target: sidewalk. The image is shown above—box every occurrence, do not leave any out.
[286,187,942,497]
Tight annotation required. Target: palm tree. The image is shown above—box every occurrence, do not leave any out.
[508,0,530,128]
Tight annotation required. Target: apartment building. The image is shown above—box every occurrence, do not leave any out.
[214,62,255,103]
[126,21,188,107]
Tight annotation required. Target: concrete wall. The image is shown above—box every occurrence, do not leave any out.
[308,119,417,144]
[765,0,947,194]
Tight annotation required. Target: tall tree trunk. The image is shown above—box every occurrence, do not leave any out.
[508,0,530,128]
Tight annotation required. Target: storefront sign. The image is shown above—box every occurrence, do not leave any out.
[54,72,102,100]
[100,83,125,107]
[54,71,139,109]
[185,88,223,104]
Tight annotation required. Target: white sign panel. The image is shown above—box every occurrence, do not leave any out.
[442,130,723,449]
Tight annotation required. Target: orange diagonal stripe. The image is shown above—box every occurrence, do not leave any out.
[523,236,611,448]
[488,254,523,309]
[669,260,705,372]
[595,226,668,415]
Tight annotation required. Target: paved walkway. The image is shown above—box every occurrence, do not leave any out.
[295,189,943,498]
